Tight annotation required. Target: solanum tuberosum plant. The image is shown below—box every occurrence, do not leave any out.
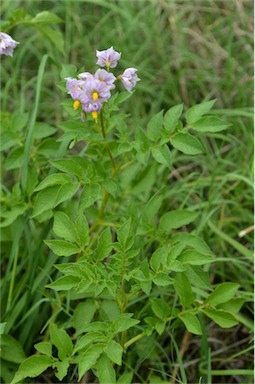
[9,47,242,384]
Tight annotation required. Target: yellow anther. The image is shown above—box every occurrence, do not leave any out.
[73,100,80,110]
[92,91,99,101]
[92,111,98,119]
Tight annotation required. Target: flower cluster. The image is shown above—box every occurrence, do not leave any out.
[0,32,19,57]
[65,47,140,119]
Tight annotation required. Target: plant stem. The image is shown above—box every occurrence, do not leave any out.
[124,332,145,350]
[99,108,116,175]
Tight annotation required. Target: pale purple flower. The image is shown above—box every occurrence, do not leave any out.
[65,75,112,117]
[0,32,19,57]
[80,78,111,114]
[65,77,84,100]
[120,68,140,92]
[78,72,93,81]
[94,69,116,90]
[96,46,121,68]
[82,100,102,113]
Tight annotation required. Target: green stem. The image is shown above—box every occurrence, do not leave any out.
[98,189,109,218]
[7,248,19,313]
[124,332,146,350]
[6,219,23,312]
[99,108,116,175]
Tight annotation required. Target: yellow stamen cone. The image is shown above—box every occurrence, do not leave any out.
[92,91,99,101]
[73,100,80,110]
[92,111,98,120]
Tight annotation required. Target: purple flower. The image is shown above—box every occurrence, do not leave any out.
[78,72,93,81]
[0,32,19,57]
[120,68,140,92]
[80,78,112,115]
[96,46,121,68]
[65,77,84,100]
[94,69,116,90]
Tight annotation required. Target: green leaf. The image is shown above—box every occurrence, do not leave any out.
[100,300,121,322]
[102,178,118,197]
[170,133,204,155]
[0,132,19,151]
[155,319,165,335]
[205,282,240,306]
[150,298,171,320]
[37,25,65,54]
[140,280,152,295]
[135,126,150,152]
[151,144,172,167]
[73,300,97,335]
[36,137,59,157]
[26,164,39,197]
[54,182,80,206]
[179,313,202,335]
[73,332,106,355]
[51,158,84,178]
[75,212,90,247]
[203,308,239,328]
[60,64,77,79]
[117,218,135,251]
[5,147,24,170]
[53,211,78,243]
[97,354,116,384]
[164,104,183,133]
[171,233,213,255]
[159,209,198,231]
[80,183,101,209]
[33,122,56,139]
[129,268,147,282]
[114,91,132,105]
[50,323,73,360]
[34,342,52,356]
[178,250,213,265]
[0,334,26,364]
[54,358,69,381]
[185,265,211,290]
[167,260,186,272]
[104,340,123,366]
[191,116,231,132]
[94,228,113,260]
[142,194,163,222]
[10,355,52,384]
[166,244,185,263]
[31,185,59,218]
[44,240,80,256]
[117,371,133,384]
[46,275,79,291]
[152,272,173,286]
[32,11,63,23]
[34,173,73,192]
[174,272,194,308]
[149,375,169,384]
[0,205,27,228]
[12,112,29,131]
[110,315,140,333]
[0,323,7,335]
[32,181,79,218]
[150,246,169,271]
[78,344,104,381]
[147,110,164,142]
[218,298,247,313]
[185,100,216,124]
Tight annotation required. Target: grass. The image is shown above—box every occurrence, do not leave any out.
[0,0,253,383]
